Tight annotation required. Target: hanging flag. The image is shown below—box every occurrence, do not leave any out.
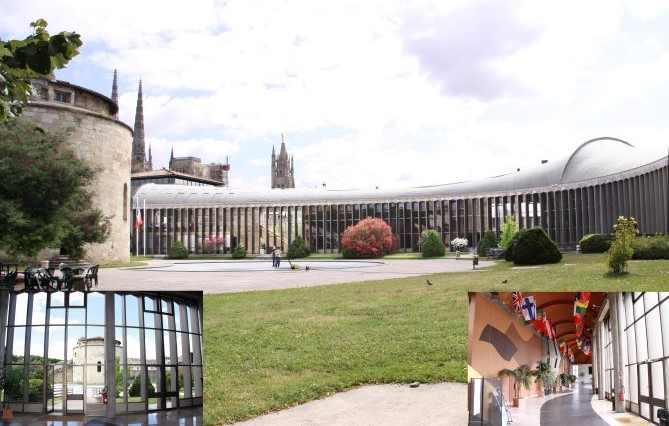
[135,207,143,229]
[546,318,555,340]
[558,339,567,355]
[574,292,589,315]
[521,296,537,322]
[582,344,592,356]
[533,309,546,335]
[512,292,524,314]
[568,346,575,363]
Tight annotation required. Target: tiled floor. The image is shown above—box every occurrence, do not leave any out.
[505,383,652,425]
[0,407,202,426]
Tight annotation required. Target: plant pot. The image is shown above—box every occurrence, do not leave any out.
[512,397,520,407]
[2,406,12,420]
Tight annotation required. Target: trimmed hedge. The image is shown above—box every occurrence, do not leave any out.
[168,241,189,259]
[511,227,562,265]
[232,245,247,259]
[477,230,499,256]
[632,235,669,259]
[579,233,613,253]
[420,230,446,258]
[286,235,310,259]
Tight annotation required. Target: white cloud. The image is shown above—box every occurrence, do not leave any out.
[2,0,668,190]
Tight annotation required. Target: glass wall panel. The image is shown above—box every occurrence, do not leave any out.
[646,308,662,359]
[635,319,648,362]
[86,293,105,325]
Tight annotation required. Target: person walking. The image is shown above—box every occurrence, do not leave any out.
[271,246,277,267]
[275,246,282,268]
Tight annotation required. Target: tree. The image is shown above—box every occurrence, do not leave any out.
[419,229,445,258]
[607,216,637,275]
[286,235,310,259]
[0,119,109,259]
[1,19,82,122]
[341,217,399,258]
[499,215,517,249]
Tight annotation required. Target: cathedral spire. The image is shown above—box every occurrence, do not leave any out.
[271,132,295,189]
[111,69,119,118]
[131,79,149,173]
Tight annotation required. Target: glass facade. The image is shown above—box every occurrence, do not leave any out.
[0,291,203,416]
[133,156,668,255]
[597,292,669,424]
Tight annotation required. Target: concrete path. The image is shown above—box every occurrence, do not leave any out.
[98,257,494,293]
[233,383,467,426]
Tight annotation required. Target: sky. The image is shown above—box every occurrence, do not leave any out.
[2,0,668,190]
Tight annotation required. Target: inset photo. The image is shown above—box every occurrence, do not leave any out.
[468,292,668,425]
[0,290,203,425]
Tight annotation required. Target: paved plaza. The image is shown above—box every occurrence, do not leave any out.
[98,257,494,293]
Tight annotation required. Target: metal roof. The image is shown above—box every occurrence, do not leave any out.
[135,137,667,207]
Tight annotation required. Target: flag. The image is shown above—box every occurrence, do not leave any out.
[533,309,546,335]
[546,318,555,340]
[521,296,536,322]
[558,339,567,355]
[574,292,589,315]
[135,208,143,229]
[512,292,524,314]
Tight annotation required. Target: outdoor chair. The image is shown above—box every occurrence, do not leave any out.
[84,264,99,290]
[1,270,18,291]
[24,267,60,292]
[59,266,75,292]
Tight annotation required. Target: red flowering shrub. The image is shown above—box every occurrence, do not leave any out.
[341,218,399,258]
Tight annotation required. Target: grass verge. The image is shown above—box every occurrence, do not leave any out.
[203,254,669,424]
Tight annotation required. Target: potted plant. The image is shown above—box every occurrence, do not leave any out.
[499,364,534,407]
[534,359,554,396]
[569,374,577,388]
[559,373,569,391]
[0,372,12,420]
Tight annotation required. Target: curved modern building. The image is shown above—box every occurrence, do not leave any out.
[133,138,667,255]
[0,291,203,417]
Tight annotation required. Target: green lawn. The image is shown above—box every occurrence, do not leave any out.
[203,254,669,425]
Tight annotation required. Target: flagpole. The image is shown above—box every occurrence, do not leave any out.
[135,195,139,257]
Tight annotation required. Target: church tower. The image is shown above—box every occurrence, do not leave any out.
[271,133,295,189]
[131,79,152,173]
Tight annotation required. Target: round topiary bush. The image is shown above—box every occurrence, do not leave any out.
[286,235,310,259]
[477,229,499,256]
[232,245,247,259]
[579,233,612,253]
[511,227,562,265]
[341,217,399,259]
[420,229,445,258]
[168,241,189,259]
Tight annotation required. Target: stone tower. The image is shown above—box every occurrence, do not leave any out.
[22,74,133,263]
[131,80,152,173]
[271,133,295,189]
